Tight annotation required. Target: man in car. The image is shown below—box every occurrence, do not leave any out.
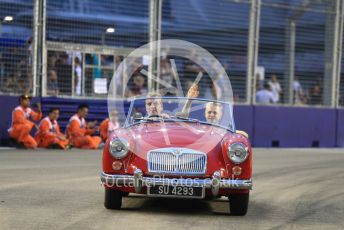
[144,84,204,119]
[145,92,170,118]
[66,104,102,149]
[180,84,223,124]
[35,107,71,150]
[8,94,42,149]
[204,102,223,124]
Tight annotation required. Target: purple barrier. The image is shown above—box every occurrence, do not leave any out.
[0,96,18,144]
[336,109,344,147]
[0,96,41,145]
[233,105,254,143]
[0,95,341,148]
[253,106,337,147]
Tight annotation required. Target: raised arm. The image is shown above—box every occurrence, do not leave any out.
[30,103,42,121]
[180,84,199,117]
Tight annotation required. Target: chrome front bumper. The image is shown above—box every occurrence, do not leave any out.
[101,169,252,197]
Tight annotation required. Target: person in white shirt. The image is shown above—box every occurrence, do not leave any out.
[256,83,274,104]
[268,74,282,103]
[293,78,305,104]
[74,57,82,96]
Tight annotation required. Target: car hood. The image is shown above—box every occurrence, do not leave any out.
[124,122,228,153]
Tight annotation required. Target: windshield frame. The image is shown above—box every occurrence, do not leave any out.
[124,96,236,132]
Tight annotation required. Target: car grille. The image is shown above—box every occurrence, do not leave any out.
[147,148,207,175]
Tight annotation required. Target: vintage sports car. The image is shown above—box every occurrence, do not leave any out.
[101,97,252,215]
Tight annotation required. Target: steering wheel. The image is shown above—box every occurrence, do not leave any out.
[147,114,162,118]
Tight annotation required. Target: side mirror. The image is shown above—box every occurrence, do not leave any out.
[236,130,249,138]
[133,112,143,121]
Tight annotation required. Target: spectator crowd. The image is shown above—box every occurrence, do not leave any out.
[255,73,324,105]
[0,43,329,106]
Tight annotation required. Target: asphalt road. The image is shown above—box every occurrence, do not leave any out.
[0,148,343,230]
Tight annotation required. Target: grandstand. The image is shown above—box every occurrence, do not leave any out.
[0,0,343,147]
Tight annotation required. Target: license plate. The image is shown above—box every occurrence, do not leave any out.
[147,185,205,198]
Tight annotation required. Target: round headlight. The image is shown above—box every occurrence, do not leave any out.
[227,143,249,164]
[109,138,129,159]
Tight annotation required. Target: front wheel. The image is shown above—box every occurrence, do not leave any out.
[104,188,123,210]
[228,193,249,216]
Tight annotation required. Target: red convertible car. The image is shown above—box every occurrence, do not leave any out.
[101,97,252,215]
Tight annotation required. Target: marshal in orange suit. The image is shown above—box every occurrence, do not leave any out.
[99,109,120,142]
[66,104,101,149]
[35,108,70,150]
[8,95,42,149]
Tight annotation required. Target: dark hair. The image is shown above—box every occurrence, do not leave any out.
[77,103,89,111]
[264,82,270,89]
[49,107,60,113]
[18,94,32,102]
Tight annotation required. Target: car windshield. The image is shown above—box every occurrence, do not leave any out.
[125,97,235,131]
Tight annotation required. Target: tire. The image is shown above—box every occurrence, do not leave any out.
[229,193,249,216]
[104,188,123,210]
[122,192,129,197]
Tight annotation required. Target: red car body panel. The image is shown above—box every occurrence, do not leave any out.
[102,121,252,196]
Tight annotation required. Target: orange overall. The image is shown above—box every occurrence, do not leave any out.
[99,118,119,142]
[34,117,70,149]
[66,114,101,149]
[8,106,42,149]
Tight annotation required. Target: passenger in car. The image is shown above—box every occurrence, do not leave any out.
[204,102,223,124]
[99,109,120,142]
[180,84,223,124]
[66,104,102,149]
[35,107,71,149]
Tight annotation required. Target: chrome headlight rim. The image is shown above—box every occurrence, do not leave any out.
[227,142,249,164]
[109,138,129,159]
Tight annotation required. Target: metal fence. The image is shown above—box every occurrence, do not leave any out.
[44,0,149,97]
[0,0,34,95]
[0,0,343,107]
[160,0,250,103]
[258,0,342,107]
